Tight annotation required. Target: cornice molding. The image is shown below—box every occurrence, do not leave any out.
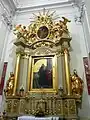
[0,0,16,18]
[6,0,16,15]
[1,0,81,14]
[74,0,85,23]
[0,0,15,29]
[16,0,75,13]
[1,13,13,30]
[1,0,82,14]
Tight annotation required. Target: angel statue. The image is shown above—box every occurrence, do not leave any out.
[53,17,71,41]
[71,69,83,96]
[61,17,71,33]
[4,72,14,96]
[13,24,29,40]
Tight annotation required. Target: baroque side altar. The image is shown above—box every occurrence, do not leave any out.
[2,10,83,120]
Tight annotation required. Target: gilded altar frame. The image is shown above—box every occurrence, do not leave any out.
[3,10,84,120]
[28,55,58,93]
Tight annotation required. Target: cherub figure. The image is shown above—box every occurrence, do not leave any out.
[61,17,71,33]
[13,25,29,40]
[53,17,71,39]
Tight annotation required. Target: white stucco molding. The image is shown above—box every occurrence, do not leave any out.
[15,0,75,14]
[1,0,16,15]
[0,0,16,29]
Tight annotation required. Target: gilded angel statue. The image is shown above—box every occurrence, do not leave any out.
[71,69,83,96]
[52,17,71,41]
[4,72,14,96]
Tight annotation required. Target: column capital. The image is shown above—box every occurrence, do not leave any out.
[16,46,24,55]
[64,48,69,54]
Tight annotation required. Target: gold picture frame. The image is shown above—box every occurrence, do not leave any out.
[28,55,58,93]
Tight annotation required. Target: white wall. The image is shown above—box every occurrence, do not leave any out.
[0,0,15,81]
[77,1,90,118]
[0,0,15,113]
[81,0,90,53]
[0,4,8,111]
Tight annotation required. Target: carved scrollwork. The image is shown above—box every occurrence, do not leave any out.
[69,100,76,115]
[6,100,12,113]
[12,100,19,113]
[31,46,56,56]
[63,100,68,115]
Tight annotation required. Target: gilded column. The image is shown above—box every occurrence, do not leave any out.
[64,49,71,95]
[13,53,21,95]
[27,56,32,91]
[21,54,29,91]
[61,53,66,94]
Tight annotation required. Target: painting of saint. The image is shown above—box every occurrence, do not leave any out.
[32,58,53,88]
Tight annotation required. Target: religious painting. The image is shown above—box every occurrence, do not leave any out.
[37,26,49,39]
[30,55,57,92]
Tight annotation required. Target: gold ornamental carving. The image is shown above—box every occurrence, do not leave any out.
[13,10,71,50]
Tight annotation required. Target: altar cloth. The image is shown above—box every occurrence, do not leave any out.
[17,116,59,120]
